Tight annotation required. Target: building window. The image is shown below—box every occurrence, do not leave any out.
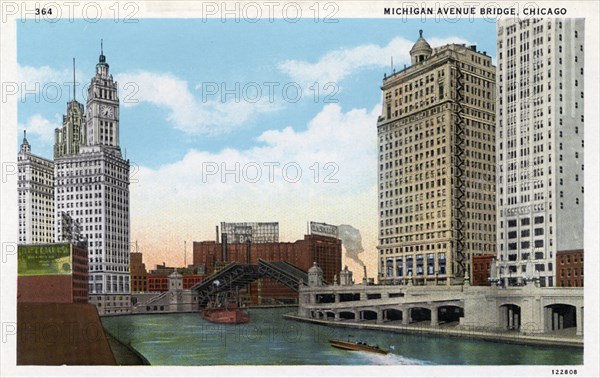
[437,253,446,275]
[406,256,414,276]
[416,255,424,276]
[427,254,435,275]
[535,264,545,272]
[396,258,403,277]
[386,258,394,278]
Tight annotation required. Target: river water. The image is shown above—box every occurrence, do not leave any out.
[101,307,582,365]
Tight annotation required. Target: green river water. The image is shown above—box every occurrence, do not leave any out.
[101,307,582,366]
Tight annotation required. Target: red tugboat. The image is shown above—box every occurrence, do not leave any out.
[200,284,250,324]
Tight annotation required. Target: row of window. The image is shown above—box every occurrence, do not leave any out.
[382,253,448,277]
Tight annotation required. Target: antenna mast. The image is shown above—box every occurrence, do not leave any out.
[72,58,76,101]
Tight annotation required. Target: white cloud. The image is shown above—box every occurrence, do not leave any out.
[133,103,378,198]
[130,104,380,272]
[17,64,86,102]
[17,113,61,146]
[115,71,279,135]
[17,65,68,86]
[278,36,473,86]
[18,65,277,135]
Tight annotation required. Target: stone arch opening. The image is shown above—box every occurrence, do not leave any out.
[383,308,403,321]
[438,305,464,323]
[499,304,521,330]
[410,307,431,322]
[339,311,355,320]
[545,304,577,331]
[360,310,378,321]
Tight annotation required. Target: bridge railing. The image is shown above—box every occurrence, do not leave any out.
[138,291,169,305]
[257,259,312,291]
[189,262,240,291]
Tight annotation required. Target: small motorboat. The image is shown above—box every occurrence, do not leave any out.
[329,338,388,354]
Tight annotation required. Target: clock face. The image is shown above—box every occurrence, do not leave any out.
[100,105,114,119]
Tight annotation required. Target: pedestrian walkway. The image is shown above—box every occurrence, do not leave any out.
[284,313,583,348]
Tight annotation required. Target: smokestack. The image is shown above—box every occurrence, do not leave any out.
[221,233,228,262]
[216,225,219,243]
[246,238,251,265]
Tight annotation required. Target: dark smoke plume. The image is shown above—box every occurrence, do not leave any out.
[337,224,366,267]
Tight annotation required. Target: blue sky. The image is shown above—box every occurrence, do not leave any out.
[17,17,496,269]
[18,18,496,167]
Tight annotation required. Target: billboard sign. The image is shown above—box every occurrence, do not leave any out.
[233,225,253,243]
[310,222,338,239]
[18,244,72,276]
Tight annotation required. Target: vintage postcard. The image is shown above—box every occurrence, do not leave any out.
[1,0,598,377]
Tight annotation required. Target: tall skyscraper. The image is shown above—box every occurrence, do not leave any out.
[496,19,584,287]
[54,46,131,314]
[17,131,55,244]
[377,31,497,285]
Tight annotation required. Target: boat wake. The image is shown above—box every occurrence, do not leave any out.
[359,351,429,365]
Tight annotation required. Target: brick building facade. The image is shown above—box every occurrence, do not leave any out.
[556,250,584,287]
[130,252,147,293]
[145,274,205,292]
[471,254,495,286]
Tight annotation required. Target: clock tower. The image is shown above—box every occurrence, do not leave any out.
[54,41,131,315]
[86,40,120,153]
